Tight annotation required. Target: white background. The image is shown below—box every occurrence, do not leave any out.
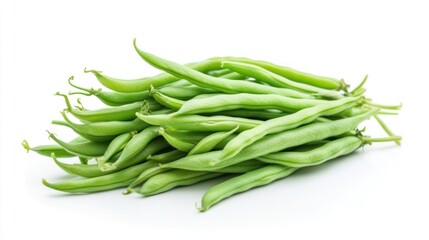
[1,0,428,239]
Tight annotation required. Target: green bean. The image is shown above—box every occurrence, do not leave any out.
[211,56,347,90]
[97,131,136,165]
[221,61,344,99]
[221,96,360,160]
[22,140,75,158]
[147,149,187,163]
[51,120,117,142]
[162,108,379,171]
[136,113,263,132]
[100,126,160,172]
[68,76,151,106]
[47,132,109,158]
[84,58,224,93]
[150,86,184,110]
[51,138,169,178]
[140,170,224,196]
[160,128,211,143]
[159,127,196,152]
[257,136,363,167]
[188,126,239,155]
[133,40,312,99]
[56,92,147,122]
[198,165,298,212]
[54,112,149,139]
[42,161,157,193]
[220,72,248,80]
[175,93,327,115]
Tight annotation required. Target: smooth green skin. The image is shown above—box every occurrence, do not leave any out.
[147,149,187,163]
[127,166,171,192]
[219,72,248,80]
[207,68,232,77]
[42,161,157,193]
[210,109,285,120]
[159,128,195,152]
[140,170,224,196]
[199,165,298,212]
[257,136,362,167]
[150,86,184,110]
[101,126,160,172]
[136,113,262,132]
[48,133,109,158]
[55,92,146,122]
[211,56,345,90]
[175,93,327,115]
[22,140,75,158]
[85,59,224,93]
[55,112,149,138]
[188,126,239,156]
[133,40,312,99]
[162,108,378,171]
[158,85,218,100]
[221,96,360,160]
[97,131,135,165]
[221,61,344,99]
[52,138,169,178]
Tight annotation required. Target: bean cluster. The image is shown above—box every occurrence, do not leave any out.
[23,39,401,212]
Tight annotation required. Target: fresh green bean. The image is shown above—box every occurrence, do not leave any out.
[198,165,298,212]
[207,68,232,77]
[133,40,313,99]
[211,56,347,90]
[162,108,379,171]
[56,92,146,122]
[42,161,157,193]
[54,112,149,139]
[84,58,224,93]
[68,76,151,106]
[136,113,263,132]
[207,109,286,120]
[221,96,360,160]
[47,132,109,158]
[188,126,239,155]
[140,170,224,196]
[100,126,160,172]
[257,136,363,167]
[221,61,344,99]
[22,140,75,158]
[159,127,196,152]
[175,93,327,115]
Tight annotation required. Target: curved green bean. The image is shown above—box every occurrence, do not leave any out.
[211,56,347,90]
[84,58,223,93]
[47,132,109,158]
[42,161,156,193]
[175,93,327,115]
[199,165,298,212]
[136,113,262,132]
[140,170,224,196]
[22,140,75,158]
[133,40,312,99]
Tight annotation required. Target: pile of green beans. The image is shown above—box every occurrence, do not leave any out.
[23,39,402,212]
